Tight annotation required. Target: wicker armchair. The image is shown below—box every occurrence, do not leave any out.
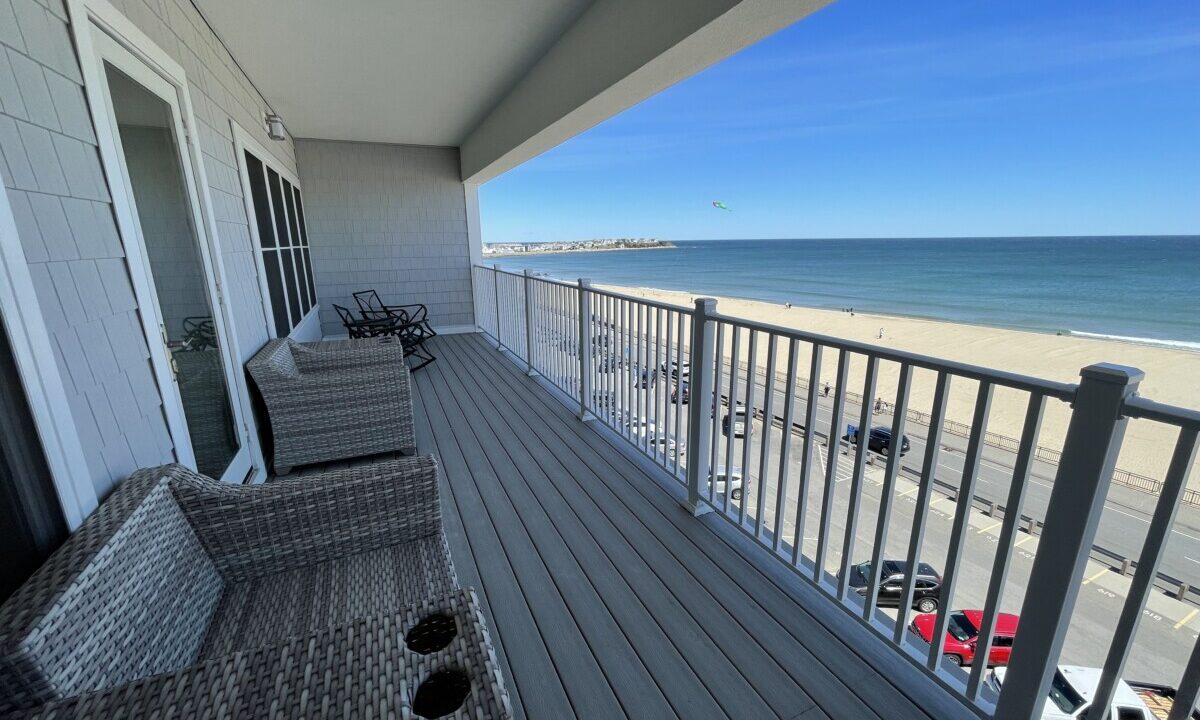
[0,460,511,718]
[246,337,417,474]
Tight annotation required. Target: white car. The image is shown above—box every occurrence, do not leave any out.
[711,469,744,500]
[989,666,1156,720]
[662,360,690,380]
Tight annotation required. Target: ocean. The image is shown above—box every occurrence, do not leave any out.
[489,236,1200,349]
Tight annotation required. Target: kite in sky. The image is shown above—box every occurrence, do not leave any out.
[712,201,731,212]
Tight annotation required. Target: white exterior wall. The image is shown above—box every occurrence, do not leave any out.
[295,139,474,336]
[0,0,286,500]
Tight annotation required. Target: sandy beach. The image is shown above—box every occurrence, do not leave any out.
[598,283,1200,488]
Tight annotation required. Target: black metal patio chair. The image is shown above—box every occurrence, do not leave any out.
[334,304,436,371]
[353,290,437,345]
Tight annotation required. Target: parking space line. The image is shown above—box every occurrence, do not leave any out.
[1082,568,1109,585]
[1175,608,1198,631]
[897,487,919,498]
[930,496,953,508]
[1014,535,1034,548]
[977,521,1002,535]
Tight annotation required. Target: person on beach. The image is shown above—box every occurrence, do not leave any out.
[823,382,830,397]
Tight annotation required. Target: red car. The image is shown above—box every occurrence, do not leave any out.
[909,610,1019,667]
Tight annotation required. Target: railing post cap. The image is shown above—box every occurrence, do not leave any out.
[1080,363,1145,386]
[694,297,717,312]
[578,277,591,287]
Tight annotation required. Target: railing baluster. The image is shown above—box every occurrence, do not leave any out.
[676,310,686,475]
[633,302,643,451]
[894,371,950,643]
[1091,427,1199,718]
[654,307,664,464]
[792,343,823,567]
[628,297,638,439]
[966,391,1046,699]
[755,334,778,540]
[862,363,912,620]
[598,293,608,423]
[607,295,615,424]
[738,330,759,530]
[523,270,535,374]
[996,364,1142,719]
[814,350,850,584]
[492,264,502,349]
[709,323,725,504]
[724,327,742,516]
[928,381,993,670]
[551,283,559,386]
[837,355,878,602]
[664,308,672,468]
[557,283,564,388]
[773,338,799,555]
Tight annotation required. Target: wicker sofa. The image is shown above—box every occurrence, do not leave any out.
[247,337,417,473]
[0,459,511,718]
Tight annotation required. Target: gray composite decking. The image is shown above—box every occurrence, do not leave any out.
[405,332,970,720]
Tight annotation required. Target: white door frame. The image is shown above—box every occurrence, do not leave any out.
[68,0,263,483]
[230,121,319,341]
[0,169,98,529]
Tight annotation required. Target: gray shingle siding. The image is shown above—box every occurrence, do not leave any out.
[1,0,293,499]
[295,139,475,336]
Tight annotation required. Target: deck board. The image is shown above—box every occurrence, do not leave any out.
[403,333,968,720]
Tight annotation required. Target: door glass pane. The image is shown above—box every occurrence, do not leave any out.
[106,64,239,479]
[267,168,292,247]
[301,246,316,309]
[244,151,276,248]
[279,249,302,326]
[262,251,291,335]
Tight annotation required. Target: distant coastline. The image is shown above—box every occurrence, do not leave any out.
[488,236,1199,346]
[483,238,674,257]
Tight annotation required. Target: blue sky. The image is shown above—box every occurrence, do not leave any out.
[479,1,1200,242]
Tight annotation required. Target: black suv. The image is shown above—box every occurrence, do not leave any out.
[846,425,911,457]
[844,560,942,613]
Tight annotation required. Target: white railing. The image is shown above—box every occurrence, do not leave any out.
[472,264,1200,720]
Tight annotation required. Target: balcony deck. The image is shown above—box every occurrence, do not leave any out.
[407,332,969,720]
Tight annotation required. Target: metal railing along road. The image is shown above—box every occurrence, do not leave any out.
[472,265,1200,720]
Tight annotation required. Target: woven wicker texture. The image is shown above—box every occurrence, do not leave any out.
[171,455,444,583]
[246,337,417,472]
[21,588,512,719]
[199,536,457,658]
[0,468,222,713]
[0,458,491,717]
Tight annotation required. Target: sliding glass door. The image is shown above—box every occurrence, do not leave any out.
[88,30,253,483]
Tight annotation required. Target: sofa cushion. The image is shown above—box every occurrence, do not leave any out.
[0,470,223,713]
[199,535,456,659]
